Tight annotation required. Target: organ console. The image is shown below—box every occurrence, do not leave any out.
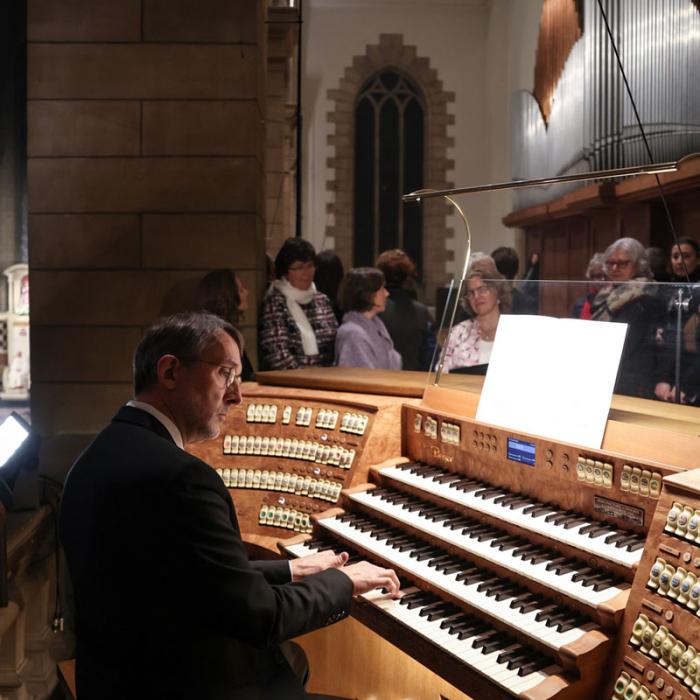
[188,365,700,699]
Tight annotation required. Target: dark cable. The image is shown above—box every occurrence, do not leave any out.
[596,0,689,282]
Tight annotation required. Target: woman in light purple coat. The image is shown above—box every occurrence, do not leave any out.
[335,267,402,370]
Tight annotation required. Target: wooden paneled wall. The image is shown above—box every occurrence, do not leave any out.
[26,0,268,470]
[505,157,700,317]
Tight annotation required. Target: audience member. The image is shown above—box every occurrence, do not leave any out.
[335,267,402,370]
[442,264,510,371]
[646,246,670,282]
[670,237,700,282]
[655,308,700,405]
[259,238,337,370]
[314,250,345,322]
[197,269,255,381]
[654,237,700,404]
[571,253,607,319]
[376,249,437,371]
[491,246,539,314]
[591,237,666,398]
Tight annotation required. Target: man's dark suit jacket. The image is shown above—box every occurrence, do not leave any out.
[60,406,353,700]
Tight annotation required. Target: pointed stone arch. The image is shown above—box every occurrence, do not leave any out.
[325,34,456,300]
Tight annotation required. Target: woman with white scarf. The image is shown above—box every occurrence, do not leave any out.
[260,238,338,370]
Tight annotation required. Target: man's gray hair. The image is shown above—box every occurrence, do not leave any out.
[133,312,243,395]
[603,237,652,280]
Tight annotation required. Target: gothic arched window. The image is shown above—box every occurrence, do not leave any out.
[353,70,424,271]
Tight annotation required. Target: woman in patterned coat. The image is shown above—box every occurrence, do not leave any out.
[259,238,338,370]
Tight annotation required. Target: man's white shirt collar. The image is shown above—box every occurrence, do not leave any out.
[126,400,184,449]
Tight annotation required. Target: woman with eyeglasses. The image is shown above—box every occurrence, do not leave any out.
[442,264,511,371]
[591,237,665,398]
[259,238,338,370]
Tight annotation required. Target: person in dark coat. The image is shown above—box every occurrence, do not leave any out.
[376,249,437,371]
[591,238,666,398]
[60,311,400,700]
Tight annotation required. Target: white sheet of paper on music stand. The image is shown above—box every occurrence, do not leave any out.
[475,315,628,449]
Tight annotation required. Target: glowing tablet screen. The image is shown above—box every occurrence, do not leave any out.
[0,414,30,468]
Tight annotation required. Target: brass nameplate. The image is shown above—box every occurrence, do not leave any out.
[594,496,644,527]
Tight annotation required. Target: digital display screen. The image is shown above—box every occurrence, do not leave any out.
[0,414,30,468]
[507,437,536,466]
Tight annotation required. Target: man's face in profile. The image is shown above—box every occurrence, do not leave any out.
[176,330,242,444]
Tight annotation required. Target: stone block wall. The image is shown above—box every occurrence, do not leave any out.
[27,0,268,468]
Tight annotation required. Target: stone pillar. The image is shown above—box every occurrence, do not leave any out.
[27,0,268,471]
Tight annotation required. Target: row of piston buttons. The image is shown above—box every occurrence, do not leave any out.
[613,672,660,700]
[621,465,662,499]
[471,429,497,452]
[440,422,461,446]
[666,502,700,543]
[576,457,613,487]
[223,435,355,468]
[649,557,700,613]
[258,505,313,533]
[614,672,683,700]
[246,403,279,424]
[215,468,342,502]
[630,614,700,691]
[340,412,368,435]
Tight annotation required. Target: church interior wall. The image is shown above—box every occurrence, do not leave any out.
[302,0,546,286]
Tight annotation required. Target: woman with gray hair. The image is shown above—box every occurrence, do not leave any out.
[591,237,665,397]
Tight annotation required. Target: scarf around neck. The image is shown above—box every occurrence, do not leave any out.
[272,277,319,356]
[591,278,652,322]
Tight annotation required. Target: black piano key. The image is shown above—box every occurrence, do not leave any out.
[544,556,569,572]
[506,649,540,671]
[517,655,552,677]
[497,644,528,664]
[414,547,442,562]
[522,503,555,517]
[561,516,590,530]
[550,560,579,576]
[473,487,503,500]
[533,603,561,623]
[570,567,594,583]
[614,534,642,549]
[603,531,628,545]
[454,566,481,582]
[627,538,646,552]
[507,497,534,510]
[433,472,461,484]
[498,538,528,552]
[543,510,570,525]
[451,480,484,493]
[475,576,502,592]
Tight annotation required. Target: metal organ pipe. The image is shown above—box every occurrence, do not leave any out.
[512,0,700,207]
